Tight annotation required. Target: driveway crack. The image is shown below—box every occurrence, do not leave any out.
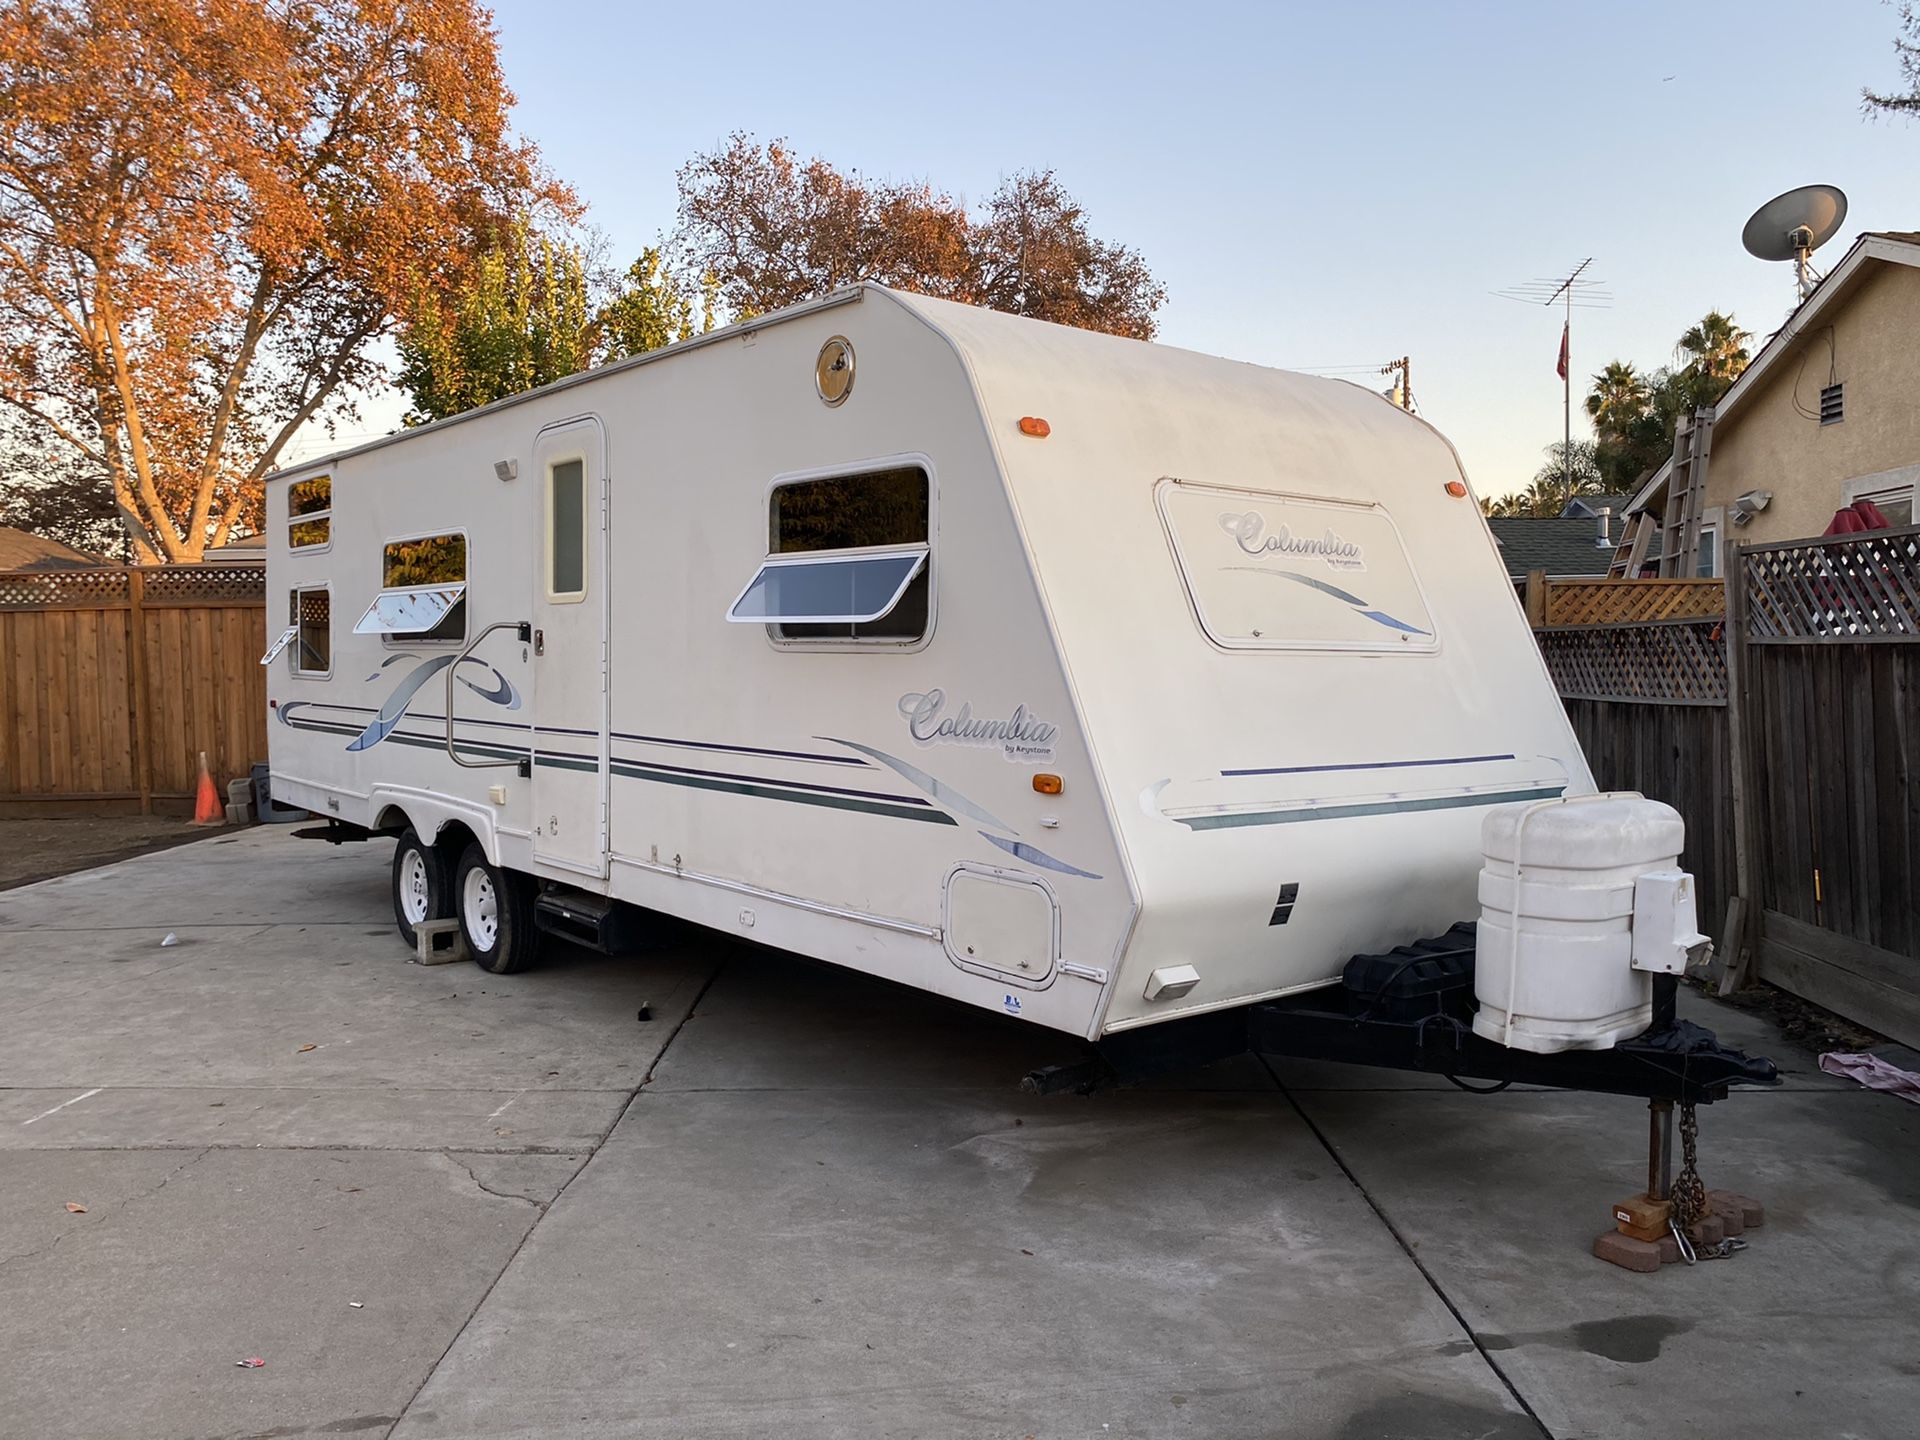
[442,1154,543,1209]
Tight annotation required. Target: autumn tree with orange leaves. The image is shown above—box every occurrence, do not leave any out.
[0,0,571,562]
[674,134,1166,341]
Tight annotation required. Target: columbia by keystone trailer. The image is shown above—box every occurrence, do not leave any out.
[263,284,1774,1116]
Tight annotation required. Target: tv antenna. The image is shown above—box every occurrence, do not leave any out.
[1741,184,1848,304]
[1495,260,1613,497]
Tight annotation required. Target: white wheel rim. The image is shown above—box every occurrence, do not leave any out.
[463,867,499,950]
[400,849,431,925]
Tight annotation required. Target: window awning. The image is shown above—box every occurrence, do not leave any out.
[353,584,466,635]
[259,625,298,666]
[726,547,927,624]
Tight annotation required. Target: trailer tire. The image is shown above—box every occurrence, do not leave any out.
[454,844,539,974]
[391,828,449,949]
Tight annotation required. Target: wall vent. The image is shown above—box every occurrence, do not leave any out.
[1820,382,1844,425]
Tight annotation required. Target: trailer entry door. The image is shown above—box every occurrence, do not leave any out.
[529,418,610,878]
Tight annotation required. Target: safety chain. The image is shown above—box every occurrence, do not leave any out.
[1670,1101,1708,1229]
[1662,1102,1749,1264]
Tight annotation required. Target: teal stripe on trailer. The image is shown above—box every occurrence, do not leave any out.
[1175,786,1567,831]
[612,762,957,825]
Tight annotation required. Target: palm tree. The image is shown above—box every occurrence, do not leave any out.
[1675,310,1753,401]
[1585,361,1651,442]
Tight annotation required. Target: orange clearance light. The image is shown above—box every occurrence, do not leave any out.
[1018,416,1051,438]
[1033,773,1063,795]
[1445,480,1469,498]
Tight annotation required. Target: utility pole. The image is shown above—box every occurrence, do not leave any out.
[1380,356,1412,411]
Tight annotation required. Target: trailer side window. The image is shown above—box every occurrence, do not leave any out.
[374,532,468,642]
[288,476,330,550]
[289,586,331,676]
[727,465,931,642]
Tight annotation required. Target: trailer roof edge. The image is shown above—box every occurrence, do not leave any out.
[268,287,871,481]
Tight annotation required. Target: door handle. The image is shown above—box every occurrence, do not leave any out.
[533,628,545,655]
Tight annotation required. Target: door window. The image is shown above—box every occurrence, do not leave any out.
[548,457,587,600]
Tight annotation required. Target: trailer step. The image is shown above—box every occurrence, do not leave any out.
[534,889,627,951]
[532,888,666,954]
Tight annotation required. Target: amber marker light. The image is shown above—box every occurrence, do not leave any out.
[1033,774,1063,795]
[1445,480,1469,498]
[1018,416,1051,437]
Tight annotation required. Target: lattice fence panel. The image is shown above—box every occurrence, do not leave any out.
[140,565,267,604]
[1744,525,1920,641]
[1535,618,1729,704]
[1544,578,1726,626]
[0,568,131,609]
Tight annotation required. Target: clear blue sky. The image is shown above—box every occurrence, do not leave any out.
[306,0,1920,496]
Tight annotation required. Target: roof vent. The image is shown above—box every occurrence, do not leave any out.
[1820,382,1844,425]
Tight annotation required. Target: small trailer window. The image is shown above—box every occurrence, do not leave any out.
[363,532,468,642]
[1158,480,1436,652]
[547,457,586,599]
[289,586,331,676]
[288,476,331,550]
[733,464,931,640]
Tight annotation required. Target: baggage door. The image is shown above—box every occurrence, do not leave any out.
[529,417,610,877]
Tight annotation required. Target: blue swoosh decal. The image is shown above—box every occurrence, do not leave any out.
[455,658,521,709]
[347,656,456,750]
[366,653,419,682]
[978,832,1102,880]
[1223,566,1432,637]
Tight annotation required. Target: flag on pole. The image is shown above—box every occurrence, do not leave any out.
[1556,321,1569,381]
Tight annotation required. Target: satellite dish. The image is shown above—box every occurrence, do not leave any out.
[1742,184,1848,301]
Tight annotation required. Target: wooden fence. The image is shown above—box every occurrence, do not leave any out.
[1526,575,1724,627]
[1731,525,1920,1046]
[1534,603,1735,933]
[0,566,268,813]
[1534,531,1920,1048]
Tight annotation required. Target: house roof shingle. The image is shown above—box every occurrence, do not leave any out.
[0,526,111,572]
[1486,516,1620,580]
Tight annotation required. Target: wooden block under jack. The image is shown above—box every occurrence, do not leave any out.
[414,917,468,965]
[1612,1192,1672,1243]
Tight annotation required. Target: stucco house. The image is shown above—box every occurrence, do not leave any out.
[1628,231,1920,570]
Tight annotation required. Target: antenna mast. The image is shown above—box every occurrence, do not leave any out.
[1496,260,1612,501]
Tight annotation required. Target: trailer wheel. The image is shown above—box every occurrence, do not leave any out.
[391,828,449,949]
[455,843,539,974]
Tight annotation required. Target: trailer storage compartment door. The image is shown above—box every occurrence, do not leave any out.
[528,418,610,878]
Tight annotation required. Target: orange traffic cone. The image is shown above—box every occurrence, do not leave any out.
[193,751,224,825]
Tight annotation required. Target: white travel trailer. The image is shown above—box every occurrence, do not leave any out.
[264,285,1740,1081]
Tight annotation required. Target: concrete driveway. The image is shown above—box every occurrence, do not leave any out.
[2,828,1915,1440]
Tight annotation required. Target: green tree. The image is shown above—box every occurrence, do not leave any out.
[1674,309,1752,403]
[1865,3,1920,115]
[1582,311,1753,489]
[597,249,708,361]
[398,219,594,425]
[399,229,711,424]
[1485,441,1603,517]
[1585,361,1651,439]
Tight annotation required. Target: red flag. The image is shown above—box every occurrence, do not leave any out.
[1556,321,1569,380]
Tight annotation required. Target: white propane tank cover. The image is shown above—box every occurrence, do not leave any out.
[1473,794,1688,1055]
[1631,869,1709,975]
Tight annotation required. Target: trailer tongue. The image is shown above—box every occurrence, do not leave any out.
[1021,923,1779,1105]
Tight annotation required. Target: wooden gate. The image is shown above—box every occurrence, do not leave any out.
[1728,525,1920,1046]
[0,566,267,813]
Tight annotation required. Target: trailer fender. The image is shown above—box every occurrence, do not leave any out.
[367,787,502,868]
